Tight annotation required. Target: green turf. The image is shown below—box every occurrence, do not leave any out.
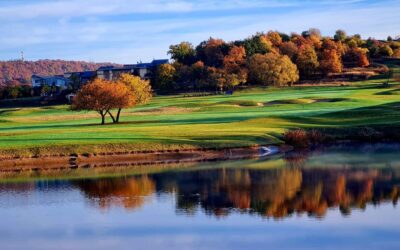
[1,72,400,158]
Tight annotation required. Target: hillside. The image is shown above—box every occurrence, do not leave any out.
[0,60,120,87]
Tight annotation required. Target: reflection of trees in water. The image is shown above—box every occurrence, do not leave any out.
[73,176,155,211]
[73,167,400,218]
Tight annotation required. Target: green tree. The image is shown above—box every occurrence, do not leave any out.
[168,42,197,65]
[41,85,51,96]
[240,34,272,57]
[247,53,299,86]
[9,87,20,99]
[334,29,347,42]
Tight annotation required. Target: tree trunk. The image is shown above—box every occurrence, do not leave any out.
[107,110,116,123]
[99,111,106,125]
[116,108,122,123]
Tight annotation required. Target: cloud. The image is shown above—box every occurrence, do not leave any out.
[0,0,399,63]
[0,0,297,20]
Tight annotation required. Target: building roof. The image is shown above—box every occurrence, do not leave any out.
[122,59,169,69]
[97,66,115,71]
[151,59,169,65]
[32,75,68,80]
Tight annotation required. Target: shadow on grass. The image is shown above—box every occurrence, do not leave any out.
[0,114,264,131]
[0,134,278,149]
[279,101,400,127]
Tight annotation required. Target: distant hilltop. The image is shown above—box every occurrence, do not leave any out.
[0,60,121,87]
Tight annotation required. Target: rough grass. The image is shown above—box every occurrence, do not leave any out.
[1,73,400,158]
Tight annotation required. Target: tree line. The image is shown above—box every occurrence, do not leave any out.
[152,29,400,92]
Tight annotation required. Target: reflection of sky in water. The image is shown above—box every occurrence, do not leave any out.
[0,197,398,250]
[0,144,399,250]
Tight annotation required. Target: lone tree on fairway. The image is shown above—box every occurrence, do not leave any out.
[71,78,133,125]
[113,73,153,123]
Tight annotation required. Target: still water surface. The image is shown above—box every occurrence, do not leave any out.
[0,144,399,250]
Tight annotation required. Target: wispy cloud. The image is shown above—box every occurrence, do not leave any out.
[0,0,398,63]
[0,0,298,20]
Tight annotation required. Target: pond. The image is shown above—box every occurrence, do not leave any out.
[0,144,399,250]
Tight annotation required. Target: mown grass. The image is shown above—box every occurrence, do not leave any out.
[1,72,400,158]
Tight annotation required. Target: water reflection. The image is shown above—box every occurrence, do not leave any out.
[73,176,156,211]
[68,167,399,218]
[0,144,399,220]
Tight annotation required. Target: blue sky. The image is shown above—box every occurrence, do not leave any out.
[0,0,399,64]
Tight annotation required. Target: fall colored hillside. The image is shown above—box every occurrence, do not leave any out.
[0,60,120,87]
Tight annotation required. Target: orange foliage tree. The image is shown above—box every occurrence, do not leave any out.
[343,47,370,67]
[113,73,153,123]
[197,38,227,67]
[223,46,248,86]
[319,48,343,74]
[71,78,133,125]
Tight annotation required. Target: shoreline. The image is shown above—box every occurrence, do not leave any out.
[0,145,293,172]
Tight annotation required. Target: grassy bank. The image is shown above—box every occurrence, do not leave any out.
[1,71,400,159]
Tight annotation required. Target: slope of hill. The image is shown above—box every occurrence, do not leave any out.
[0,60,120,87]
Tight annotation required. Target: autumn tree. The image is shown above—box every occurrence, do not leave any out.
[296,45,319,79]
[154,64,177,92]
[319,39,343,74]
[379,45,394,57]
[114,74,152,122]
[168,42,197,65]
[190,61,211,90]
[223,46,246,71]
[196,38,228,67]
[223,46,248,85]
[290,33,308,47]
[266,31,282,47]
[343,47,370,67]
[247,53,299,86]
[71,78,133,125]
[0,60,118,87]
[393,49,400,58]
[280,41,299,61]
[319,49,343,74]
[302,28,322,39]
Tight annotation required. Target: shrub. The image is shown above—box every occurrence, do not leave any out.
[283,129,309,148]
[283,129,326,148]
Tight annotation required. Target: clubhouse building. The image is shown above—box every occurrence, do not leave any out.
[32,59,169,89]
